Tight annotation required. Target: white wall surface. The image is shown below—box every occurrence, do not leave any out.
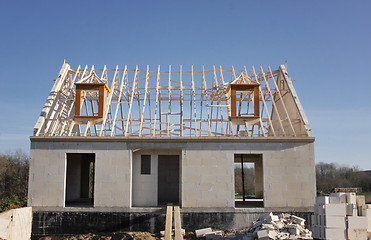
[0,207,32,240]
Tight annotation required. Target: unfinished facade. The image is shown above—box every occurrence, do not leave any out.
[29,62,315,214]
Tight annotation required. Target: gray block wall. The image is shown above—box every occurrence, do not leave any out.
[28,138,315,211]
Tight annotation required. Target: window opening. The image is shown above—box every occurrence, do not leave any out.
[141,155,151,175]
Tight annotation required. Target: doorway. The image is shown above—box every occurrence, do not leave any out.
[65,153,95,207]
[158,155,180,205]
[234,154,263,207]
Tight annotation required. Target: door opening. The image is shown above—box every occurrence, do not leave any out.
[65,153,95,207]
[158,155,179,205]
[234,154,263,207]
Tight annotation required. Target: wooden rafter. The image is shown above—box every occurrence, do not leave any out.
[34,63,312,138]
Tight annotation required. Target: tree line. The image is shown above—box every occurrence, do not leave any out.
[0,150,29,211]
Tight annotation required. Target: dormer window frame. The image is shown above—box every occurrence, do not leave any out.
[74,83,111,119]
[226,83,260,119]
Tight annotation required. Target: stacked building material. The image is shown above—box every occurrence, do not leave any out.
[312,193,370,240]
[247,212,312,239]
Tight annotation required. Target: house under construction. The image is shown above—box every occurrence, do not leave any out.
[28,62,315,236]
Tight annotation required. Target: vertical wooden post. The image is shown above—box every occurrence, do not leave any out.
[241,154,245,203]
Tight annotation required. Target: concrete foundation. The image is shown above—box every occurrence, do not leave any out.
[31,209,313,239]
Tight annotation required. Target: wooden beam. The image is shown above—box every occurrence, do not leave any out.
[174,206,183,240]
[165,204,173,240]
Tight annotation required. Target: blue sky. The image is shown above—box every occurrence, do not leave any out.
[0,1,370,169]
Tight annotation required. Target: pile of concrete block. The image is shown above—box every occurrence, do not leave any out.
[312,192,371,240]
[247,212,312,239]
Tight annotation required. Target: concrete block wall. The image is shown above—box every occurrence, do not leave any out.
[29,138,315,211]
[250,142,315,210]
[0,207,32,240]
[182,141,315,210]
[28,141,131,208]
[182,147,234,208]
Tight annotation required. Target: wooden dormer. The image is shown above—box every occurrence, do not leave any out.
[74,82,111,122]
[225,83,260,121]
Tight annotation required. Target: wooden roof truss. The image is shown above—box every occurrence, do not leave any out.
[33,63,312,137]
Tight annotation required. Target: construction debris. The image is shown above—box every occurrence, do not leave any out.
[193,213,312,240]
[195,228,223,239]
[247,212,312,240]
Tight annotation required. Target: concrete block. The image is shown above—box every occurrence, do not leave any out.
[347,203,358,216]
[314,204,324,215]
[347,228,367,240]
[346,192,357,205]
[330,195,341,204]
[259,212,279,222]
[323,227,347,240]
[267,230,279,239]
[329,192,347,203]
[316,196,329,204]
[291,215,305,225]
[195,227,213,238]
[361,208,371,231]
[324,203,347,216]
[311,214,317,226]
[347,216,368,229]
[288,226,300,235]
[256,229,269,240]
[357,195,366,207]
[321,216,346,228]
[311,225,318,238]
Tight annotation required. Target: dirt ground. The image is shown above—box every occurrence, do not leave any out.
[38,229,247,240]
[38,232,199,240]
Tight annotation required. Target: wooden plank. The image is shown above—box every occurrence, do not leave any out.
[174,206,183,240]
[139,65,150,136]
[99,65,118,136]
[110,66,127,136]
[180,65,184,136]
[165,204,173,240]
[153,65,161,136]
[125,66,138,136]
[191,65,197,136]
[167,65,171,136]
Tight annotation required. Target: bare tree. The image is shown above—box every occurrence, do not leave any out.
[0,150,29,202]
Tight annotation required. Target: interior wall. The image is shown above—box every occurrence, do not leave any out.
[65,154,82,201]
[131,149,181,207]
[132,151,158,207]
[254,159,263,198]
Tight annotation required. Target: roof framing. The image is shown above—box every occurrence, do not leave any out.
[33,63,312,138]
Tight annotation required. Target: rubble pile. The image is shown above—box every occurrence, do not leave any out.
[247,212,312,240]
